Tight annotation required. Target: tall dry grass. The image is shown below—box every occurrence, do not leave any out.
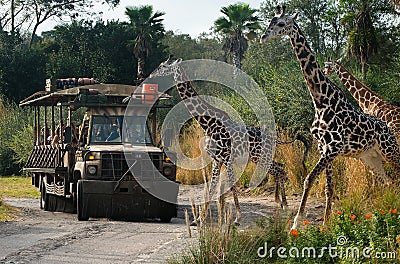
[172,122,211,185]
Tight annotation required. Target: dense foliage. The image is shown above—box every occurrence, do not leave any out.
[0,0,399,176]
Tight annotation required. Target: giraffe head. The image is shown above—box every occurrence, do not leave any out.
[150,55,183,79]
[323,57,342,75]
[260,5,298,43]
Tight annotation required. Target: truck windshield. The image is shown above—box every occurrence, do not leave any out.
[90,116,152,145]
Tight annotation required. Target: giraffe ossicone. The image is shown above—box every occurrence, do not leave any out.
[261,4,400,230]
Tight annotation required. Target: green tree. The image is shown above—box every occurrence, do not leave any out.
[214,3,261,70]
[339,0,398,81]
[125,5,166,82]
[0,31,46,101]
[163,31,224,60]
[0,0,120,46]
[42,20,135,84]
[0,96,33,175]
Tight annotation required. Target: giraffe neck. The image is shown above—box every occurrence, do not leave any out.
[173,72,228,134]
[288,24,343,108]
[332,62,385,116]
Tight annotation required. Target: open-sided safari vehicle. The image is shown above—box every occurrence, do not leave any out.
[19,79,178,222]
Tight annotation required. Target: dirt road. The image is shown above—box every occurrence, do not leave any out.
[0,194,325,264]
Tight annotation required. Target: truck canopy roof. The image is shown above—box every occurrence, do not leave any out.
[20,84,138,107]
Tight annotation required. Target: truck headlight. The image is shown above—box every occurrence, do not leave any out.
[163,167,172,176]
[87,165,97,175]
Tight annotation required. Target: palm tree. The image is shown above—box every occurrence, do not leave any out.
[125,5,165,82]
[214,3,261,70]
[340,0,380,81]
[341,0,399,81]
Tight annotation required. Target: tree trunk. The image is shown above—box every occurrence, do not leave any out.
[137,56,145,81]
[361,53,367,82]
[232,50,241,70]
[30,22,40,47]
[11,0,15,34]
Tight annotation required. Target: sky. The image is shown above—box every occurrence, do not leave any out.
[38,0,265,37]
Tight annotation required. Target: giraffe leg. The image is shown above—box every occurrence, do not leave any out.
[269,161,288,209]
[323,163,334,226]
[279,171,288,210]
[226,162,241,225]
[191,160,222,226]
[292,155,332,230]
[377,129,400,180]
[359,145,392,185]
[274,175,280,205]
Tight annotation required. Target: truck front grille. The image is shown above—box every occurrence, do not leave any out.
[100,152,162,181]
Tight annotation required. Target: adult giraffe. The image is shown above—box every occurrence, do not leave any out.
[324,58,400,145]
[260,5,400,230]
[150,57,289,225]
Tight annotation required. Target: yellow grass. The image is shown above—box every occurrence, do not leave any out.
[174,122,210,185]
[0,176,40,198]
[0,199,18,221]
[0,176,37,221]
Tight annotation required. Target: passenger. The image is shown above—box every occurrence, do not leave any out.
[106,125,120,142]
[94,126,105,142]
[40,127,50,145]
[51,130,60,145]
[63,125,72,143]
[62,123,78,146]
[128,126,144,143]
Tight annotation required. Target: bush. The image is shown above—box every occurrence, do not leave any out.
[172,188,400,264]
[0,96,33,175]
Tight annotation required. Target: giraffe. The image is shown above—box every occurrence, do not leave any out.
[150,57,289,225]
[260,5,400,230]
[324,58,400,145]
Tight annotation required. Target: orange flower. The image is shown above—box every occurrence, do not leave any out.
[287,220,291,226]
[350,214,357,221]
[365,214,373,220]
[290,229,299,237]
[390,208,397,214]
[304,220,311,226]
[397,237,400,243]
[319,227,324,233]
[337,210,343,215]
[381,210,385,215]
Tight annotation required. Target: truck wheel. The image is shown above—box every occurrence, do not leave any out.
[40,181,49,211]
[77,180,89,221]
[160,216,172,223]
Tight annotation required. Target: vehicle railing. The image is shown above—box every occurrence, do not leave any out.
[25,144,64,169]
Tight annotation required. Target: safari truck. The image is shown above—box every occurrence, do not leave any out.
[19,79,178,222]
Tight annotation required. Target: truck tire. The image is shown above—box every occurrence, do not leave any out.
[77,180,89,221]
[160,216,172,223]
[40,181,49,211]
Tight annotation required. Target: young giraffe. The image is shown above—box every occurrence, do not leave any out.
[150,57,289,225]
[260,5,400,230]
[324,58,400,145]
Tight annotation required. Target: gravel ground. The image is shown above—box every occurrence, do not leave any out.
[0,192,325,264]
